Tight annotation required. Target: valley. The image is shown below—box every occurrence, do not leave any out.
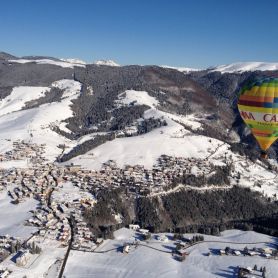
[0,52,277,277]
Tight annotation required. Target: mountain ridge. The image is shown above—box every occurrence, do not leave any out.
[2,51,278,72]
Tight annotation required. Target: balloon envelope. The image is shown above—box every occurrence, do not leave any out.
[238,77,278,152]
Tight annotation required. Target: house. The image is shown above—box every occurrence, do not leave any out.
[139,229,149,235]
[247,251,258,256]
[129,224,140,231]
[157,235,168,242]
[233,250,241,256]
[238,266,253,276]
[219,249,226,256]
[175,250,189,261]
[39,230,46,236]
[263,253,272,259]
[260,247,272,254]
[0,269,11,278]
[96,238,104,245]
[15,251,31,266]
[80,242,92,250]
[175,240,186,247]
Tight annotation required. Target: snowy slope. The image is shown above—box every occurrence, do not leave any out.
[69,90,210,170]
[211,62,278,73]
[0,79,82,161]
[0,86,277,197]
[161,62,278,73]
[9,58,85,68]
[66,90,278,197]
[0,86,50,117]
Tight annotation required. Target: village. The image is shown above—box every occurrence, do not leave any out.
[0,140,277,277]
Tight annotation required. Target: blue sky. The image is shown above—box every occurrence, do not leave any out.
[1,0,278,67]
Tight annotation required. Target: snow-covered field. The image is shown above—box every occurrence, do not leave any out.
[52,182,95,204]
[64,228,278,278]
[69,132,220,170]
[0,187,38,238]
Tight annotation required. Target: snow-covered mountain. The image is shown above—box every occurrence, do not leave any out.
[160,65,201,73]
[9,58,86,68]
[3,50,278,73]
[1,52,278,166]
[60,58,87,65]
[161,62,278,73]
[93,59,120,66]
[210,61,278,73]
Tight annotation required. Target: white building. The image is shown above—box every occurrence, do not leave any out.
[129,224,140,231]
[15,251,31,266]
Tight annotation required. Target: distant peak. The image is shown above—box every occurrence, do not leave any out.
[160,65,201,73]
[210,61,278,73]
[93,60,120,67]
[60,58,86,65]
[0,51,18,60]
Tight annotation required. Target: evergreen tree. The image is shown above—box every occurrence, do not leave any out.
[10,242,16,253]
[31,241,36,254]
[15,241,21,253]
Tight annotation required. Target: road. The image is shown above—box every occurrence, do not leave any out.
[57,217,74,278]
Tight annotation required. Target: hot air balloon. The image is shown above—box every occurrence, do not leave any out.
[238,77,278,158]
